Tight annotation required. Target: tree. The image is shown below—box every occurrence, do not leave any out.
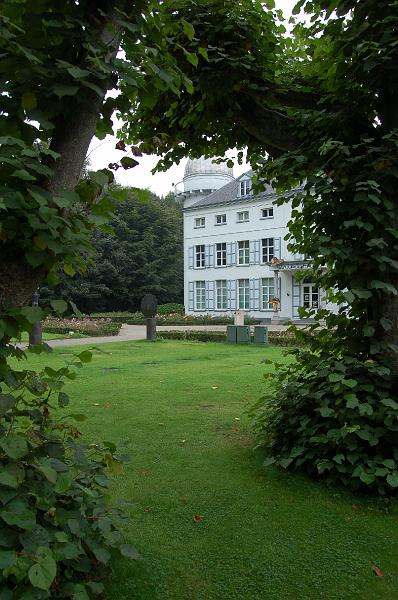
[122,0,398,492]
[40,188,183,313]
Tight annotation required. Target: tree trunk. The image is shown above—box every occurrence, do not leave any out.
[0,0,126,313]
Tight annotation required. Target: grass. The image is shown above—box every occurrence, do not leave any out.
[19,331,87,342]
[23,340,398,600]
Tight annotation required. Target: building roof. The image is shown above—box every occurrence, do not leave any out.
[184,170,278,210]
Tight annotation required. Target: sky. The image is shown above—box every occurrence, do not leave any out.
[87,0,298,197]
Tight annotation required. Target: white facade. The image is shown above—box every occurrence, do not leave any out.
[181,161,334,322]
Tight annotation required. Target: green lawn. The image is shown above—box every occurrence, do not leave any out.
[19,331,87,342]
[24,340,398,600]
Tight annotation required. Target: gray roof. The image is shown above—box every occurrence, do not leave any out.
[184,170,297,210]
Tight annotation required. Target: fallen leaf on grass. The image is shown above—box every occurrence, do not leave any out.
[193,515,203,523]
[211,386,219,389]
[94,403,100,406]
[234,417,240,421]
[231,427,239,432]
[104,402,112,409]
[180,439,187,443]
[158,422,165,426]
[372,566,385,577]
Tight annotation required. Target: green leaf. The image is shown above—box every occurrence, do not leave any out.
[342,379,357,388]
[1,500,36,530]
[185,51,198,67]
[386,473,398,488]
[58,392,69,407]
[20,306,44,324]
[381,398,398,410]
[120,157,139,170]
[70,301,83,319]
[36,464,57,484]
[328,373,343,383]
[359,471,375,485]
[0,549,17,569]
[93,547,110,563]
[50,299,68,314]
[0,394,15,417]
[0,435,28,459]
[77,350,92,363]
[68,413,87,422]
[345,394,358,409]
[53,83,79,97]
[198,47,209,61]
[120,544,141,560]
[55,531,69,543]
[21,91,37,111]
[28,548,57,590]
[181,18,195,40]
[63,263,76,276]
[11,169,36,181]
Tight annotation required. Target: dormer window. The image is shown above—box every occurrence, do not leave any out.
[239,179,251,196]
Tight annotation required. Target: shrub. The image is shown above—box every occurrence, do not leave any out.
[43,317,121,337]
[0,344,137,598]
[158,329,306,346]
[156,303,184,315]
[251,332,398,495]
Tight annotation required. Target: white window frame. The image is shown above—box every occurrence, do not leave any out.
[261,238,274,263]
[195,281,206,310]
[216,242,227,267]
[302,280,319,309]
[237,210,249,223]
[195,244,205,268]
[215,280,227,310]
[239,180,251,196]
[261,278,275,310]
[194,217,205,228]
[238,279,250,310]
[261,207,274,219]
[237,240,250,265]
[215,213,226,226]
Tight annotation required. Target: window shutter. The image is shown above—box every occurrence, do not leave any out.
[254,240,260,264]
[188,246,194,269]
[209,244,214,267]
[274,237,281,258]
[188,281,194,310]
[253,279,260,310]
[292,276,300,319]
[227,242,236,266]
[207,281,215,310]
[227,280,236,310]
[249,240,256,264]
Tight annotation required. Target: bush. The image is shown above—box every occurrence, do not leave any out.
[43,317,121,337]
[251,334,398,495]
[156,303,184,315]
[158,329,307,346]
[0,345,137,598]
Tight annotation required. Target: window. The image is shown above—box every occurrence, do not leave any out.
[238,240,250,265]
[261,207,274,219]
[216,242,227,266]
[195,281,206,310]
[303,279,319,308]
[262,238,274,263]
[237,210,249,222]
[195,244,205,268]
[239,180,251,196]
[261,278,275,310]
[194,217,205,228]
[216,280,227,310]
[215,213,226,225]
[238,279,250,309]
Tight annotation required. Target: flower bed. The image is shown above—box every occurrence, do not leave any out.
[89,312,258,326]
[43,317,122,337]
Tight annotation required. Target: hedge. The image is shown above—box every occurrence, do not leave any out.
[89,312,259,326]
[158,330,308,346]
[43,317,122,337]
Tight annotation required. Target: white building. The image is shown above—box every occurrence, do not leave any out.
[178,158,330,322]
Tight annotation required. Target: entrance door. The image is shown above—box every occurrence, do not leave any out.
[302,280,319,309]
